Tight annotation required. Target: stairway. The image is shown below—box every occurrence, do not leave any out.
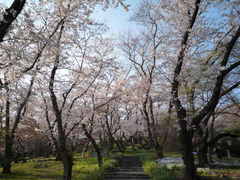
[104,156,151,180]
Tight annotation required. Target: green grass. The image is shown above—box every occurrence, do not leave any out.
[0,154,117,180]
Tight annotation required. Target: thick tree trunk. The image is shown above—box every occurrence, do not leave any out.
[179,119,198,180]
[62,152,73,180]
[181,133,198,180]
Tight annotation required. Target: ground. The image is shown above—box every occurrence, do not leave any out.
[0,154,116,180]
[0,150,240,180]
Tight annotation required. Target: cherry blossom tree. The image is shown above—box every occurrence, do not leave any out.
[168,0,240,179]
[0,71,35,173]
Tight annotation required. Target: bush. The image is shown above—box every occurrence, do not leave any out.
[144,161,178,180]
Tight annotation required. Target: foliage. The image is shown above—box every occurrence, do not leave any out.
[143,161,179,180]
[223,128,240,136]
[197,168,240,179]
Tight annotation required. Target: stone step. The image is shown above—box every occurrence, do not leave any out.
[104,176,150,180]
[111,168,144,172]
[104,178,150,180]
[104,156,150,180]
[104,172,148,176]
[104,174,150,178]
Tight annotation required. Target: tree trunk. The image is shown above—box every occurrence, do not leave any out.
[154,142,164,159]
[179,122,198,180]
[198,146,209,167]
[116,141,124,152]
[182,137,197,180]
[105,116,124,153]
[62,152,73,180]
[55,151,62,161]
[2,136,13,174]
[96,147,103,168]
[2,163,11,174]
[2,94,12,174]
[0,0,26,42]
[82,124,103,168]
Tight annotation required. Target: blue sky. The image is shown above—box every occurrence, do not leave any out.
[91,0,141,37]
[0,0,140,37]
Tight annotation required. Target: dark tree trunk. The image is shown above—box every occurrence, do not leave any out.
[105,115,124,153]
[2,135,13,174]
[2,77,34,174]
[141,100,155,149]
[62,152,73,180]
[2,92,12,174]
[198,146,209,167]
[0,0,26,42]
[180,131,197,180]
[2,163,11,174]
[154,141,164,158]
[2,139,12,174]
[197,126,210,167]
[48,19,74,180]
[82,124,103,168]
[55,151,62,161]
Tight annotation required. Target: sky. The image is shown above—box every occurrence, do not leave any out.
[0,0,141,38]
[91,0,141,37]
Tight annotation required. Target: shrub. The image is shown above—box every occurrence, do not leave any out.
[144,161,178,180]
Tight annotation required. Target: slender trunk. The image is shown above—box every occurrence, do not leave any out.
[2,92,12,174]
[3,135,13,174]
[2,142,12,174]
[154,142,164,158]
[55,151,62,161]
[113,138,123,153]
[209,113,216,163]
[198,146,209,167]
[48,18,73,180]
[96,149,103,168]
[82,124,103,168]
[141,101,155,149]
[105,116,123,153]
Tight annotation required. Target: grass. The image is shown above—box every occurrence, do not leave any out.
[0,154,117,180]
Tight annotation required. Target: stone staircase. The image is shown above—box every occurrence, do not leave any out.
[104,156,150,180]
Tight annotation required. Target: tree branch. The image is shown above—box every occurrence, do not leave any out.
[0,0,26,42]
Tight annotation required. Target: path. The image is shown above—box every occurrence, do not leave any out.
[104,156,151,180]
